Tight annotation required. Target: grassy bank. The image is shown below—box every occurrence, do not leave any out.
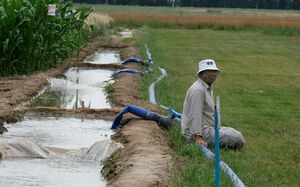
[140,29,300,186]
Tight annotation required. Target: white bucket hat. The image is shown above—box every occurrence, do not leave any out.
[197,59,220,74]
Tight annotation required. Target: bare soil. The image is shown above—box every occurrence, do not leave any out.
[0,34,173,186]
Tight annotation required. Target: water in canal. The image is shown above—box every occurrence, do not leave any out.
[30,68,114,109]
[84,49,120,64]
[0,117,115,187]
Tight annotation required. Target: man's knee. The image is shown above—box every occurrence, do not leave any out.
[219,127,245,150]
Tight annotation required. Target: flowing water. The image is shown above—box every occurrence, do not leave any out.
[84,50,120,64]
[0,157,104,187]
[30,68,113,109]
[0,117,116,187]
[3,117,113,149]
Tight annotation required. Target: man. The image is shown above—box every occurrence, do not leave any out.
[181,59,245,149]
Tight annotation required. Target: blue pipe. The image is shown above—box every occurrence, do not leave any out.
[168,107,182,119]
[200,145,215,159]
[149,83,156,104]
[121,57,144,65]
[111,105,173,130]
[145,44,153,63]
[111,105,155,129]
[111,69,144,77]
[147,66,153,73]
[214,106,220,187]
[200,145,245,187]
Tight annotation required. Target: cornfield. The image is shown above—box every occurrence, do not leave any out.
[0,0,91,76]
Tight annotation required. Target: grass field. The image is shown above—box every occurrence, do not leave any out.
[83,4,300,36]
[85,4,300,186]
[141,28,300,186]
[79,4,300,17]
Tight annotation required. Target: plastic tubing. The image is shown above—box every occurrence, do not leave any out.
[111,69,144,77]
[121,57,144,65]
[111,105,173,130]
[111,105,157,129]
[149,83,156,104]
[200,146,245,187]
[146,44,167,104]
[149,67,167,104]
[167,107,182,119]
[145,44,153,63]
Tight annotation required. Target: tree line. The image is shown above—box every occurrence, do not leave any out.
[74,0,300,9]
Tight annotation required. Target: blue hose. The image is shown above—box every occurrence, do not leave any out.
[168,107,182,119]
[147,66,153,73]
[200,145,245,187]
[149,67,167,104]
[145,44,153,63]
[121,57,144,65]
[111,105,173,130]
[111,105,156,129]
[111,69,144,77]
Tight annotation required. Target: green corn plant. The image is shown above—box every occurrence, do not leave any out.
[0,0,92,76]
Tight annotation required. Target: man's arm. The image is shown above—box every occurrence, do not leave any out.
[187,89,208,146]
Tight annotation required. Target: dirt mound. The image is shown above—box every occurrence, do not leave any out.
[103,119,173,187]
[102,37,173,186]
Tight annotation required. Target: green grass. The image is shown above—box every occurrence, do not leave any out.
[139,28,300,186]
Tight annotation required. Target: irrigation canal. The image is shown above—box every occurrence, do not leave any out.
[0,49,122,186]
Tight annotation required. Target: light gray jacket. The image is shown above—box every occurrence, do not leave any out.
[181,78,215,139]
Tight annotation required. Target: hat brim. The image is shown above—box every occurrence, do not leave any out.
[197,67,220,75]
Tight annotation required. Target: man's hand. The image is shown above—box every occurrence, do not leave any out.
[192,134,208,147]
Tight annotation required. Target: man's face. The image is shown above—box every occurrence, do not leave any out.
[202,70,219,85]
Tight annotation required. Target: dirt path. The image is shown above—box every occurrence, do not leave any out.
[0,34,174,186]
